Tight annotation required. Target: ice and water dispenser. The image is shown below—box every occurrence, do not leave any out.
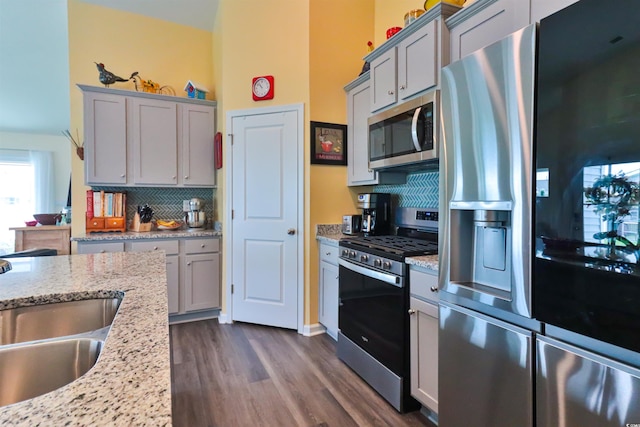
[448,206,514,300]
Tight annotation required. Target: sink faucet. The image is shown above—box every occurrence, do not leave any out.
[0,259,11,274]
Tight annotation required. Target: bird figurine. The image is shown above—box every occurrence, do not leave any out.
[95,62,138,87]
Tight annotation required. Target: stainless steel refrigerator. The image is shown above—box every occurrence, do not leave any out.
[534,0,640,424]
[439,24,539,427]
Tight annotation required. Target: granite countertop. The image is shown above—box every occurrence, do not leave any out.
[406,254,439,273]
[73,228,221,242]
[0,252,171,426]
[316,224,350,244]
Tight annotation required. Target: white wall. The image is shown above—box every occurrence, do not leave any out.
[0,131,71,211]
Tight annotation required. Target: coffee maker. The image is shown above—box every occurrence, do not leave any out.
[183,198,206,228]
[358,193,391,235]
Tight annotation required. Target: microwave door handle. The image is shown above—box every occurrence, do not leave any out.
[411,107,423,152]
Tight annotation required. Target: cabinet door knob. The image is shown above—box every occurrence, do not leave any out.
[408,309,416,315]
[172,175,177,179]
[387,90,394,95]
[399,85,406,90]
[326,252,331,256]
[184,175,189,179]
[287,228,296,235]
[187,262,192,266]
[100,250,106,253]
[430,286,439,293]
[201,244,205,248]
[153,246,158,250]
[120,174,125,178]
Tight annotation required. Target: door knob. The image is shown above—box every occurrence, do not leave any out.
[287,228,296,235]
[408,309,416,315]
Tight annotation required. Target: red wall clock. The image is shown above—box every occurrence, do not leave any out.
[252,75,274,101]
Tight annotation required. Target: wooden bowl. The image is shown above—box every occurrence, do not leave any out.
[33,213,60,226]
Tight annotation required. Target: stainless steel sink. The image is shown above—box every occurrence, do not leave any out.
[0,298,121,345]
[0,338,102,407]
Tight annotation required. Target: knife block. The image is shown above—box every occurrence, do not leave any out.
[131,213,152,232]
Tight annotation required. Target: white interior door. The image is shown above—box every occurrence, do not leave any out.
[230,106,301,330]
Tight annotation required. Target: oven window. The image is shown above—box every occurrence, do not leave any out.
[339,264,406,375]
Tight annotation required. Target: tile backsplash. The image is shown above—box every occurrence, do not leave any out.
[92,187,216,224]
[375,171,439,208]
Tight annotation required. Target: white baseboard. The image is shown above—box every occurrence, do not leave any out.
[218,313,231,324]
[302,323,326,337]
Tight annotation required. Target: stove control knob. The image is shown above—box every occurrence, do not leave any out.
[382,261,392,270]
[342,249,349,257]
[360,255,369,263]
[374,259,382,268]
[349,251,356,259]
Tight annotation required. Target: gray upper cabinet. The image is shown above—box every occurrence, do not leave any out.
[181,103,216,186]
[368,5,459,113]
[130,97,179,185]
[83,92,127,185]
[80,85,217,188]
[344,75,406,186]
[529,0,579,23]
[447,0,530,62]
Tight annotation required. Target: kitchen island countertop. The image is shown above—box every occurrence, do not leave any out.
[72,228,221,242]
[0,251,171,426]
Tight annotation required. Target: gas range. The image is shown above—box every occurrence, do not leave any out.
[339,207,438,274]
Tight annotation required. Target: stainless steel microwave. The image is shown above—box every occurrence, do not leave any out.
[368,90,439,170]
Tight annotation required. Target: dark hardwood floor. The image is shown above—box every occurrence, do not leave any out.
[170,320,436,427]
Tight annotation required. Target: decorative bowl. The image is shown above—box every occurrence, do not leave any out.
[25,220,38,227]
[33,213,61,226]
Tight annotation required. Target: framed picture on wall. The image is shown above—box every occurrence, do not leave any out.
[310,121,347,166]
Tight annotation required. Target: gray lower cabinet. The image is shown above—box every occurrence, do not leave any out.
[165,254,180,314]
[409,267,439,414]
[77,241,124,254]
[77,237,220,319]
[318,241,338,340]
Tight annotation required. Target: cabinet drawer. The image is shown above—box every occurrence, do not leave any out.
[86,218,105,230]
[184,238,219,254]
[319,242,339,265]
[128,240,179,255]
[105,217,125,229]
[77,241,124,254]
[410,268,439,304]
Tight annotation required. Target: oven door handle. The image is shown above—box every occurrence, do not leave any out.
[338,258,403,288]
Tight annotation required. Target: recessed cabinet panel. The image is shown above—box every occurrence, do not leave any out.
[398,19,438,101]
[184,252,220,312]
[84,93,127,185]
[347,80,377,185]
[449,0,530,62]
[370,48,398,112]
[410,296,439,412]
[181,104,216,186]
[131,98,178,185]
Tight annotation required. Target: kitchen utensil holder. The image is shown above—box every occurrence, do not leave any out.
[131,213,152,232]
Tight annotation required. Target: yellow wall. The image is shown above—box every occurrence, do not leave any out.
[308,0,374,324]
[67,0,214,239]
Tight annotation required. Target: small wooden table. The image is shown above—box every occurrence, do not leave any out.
[10,225,71,255]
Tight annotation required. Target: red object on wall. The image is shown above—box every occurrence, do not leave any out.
[214,132,223,169]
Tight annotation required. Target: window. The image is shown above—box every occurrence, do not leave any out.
[0,149,54,255]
